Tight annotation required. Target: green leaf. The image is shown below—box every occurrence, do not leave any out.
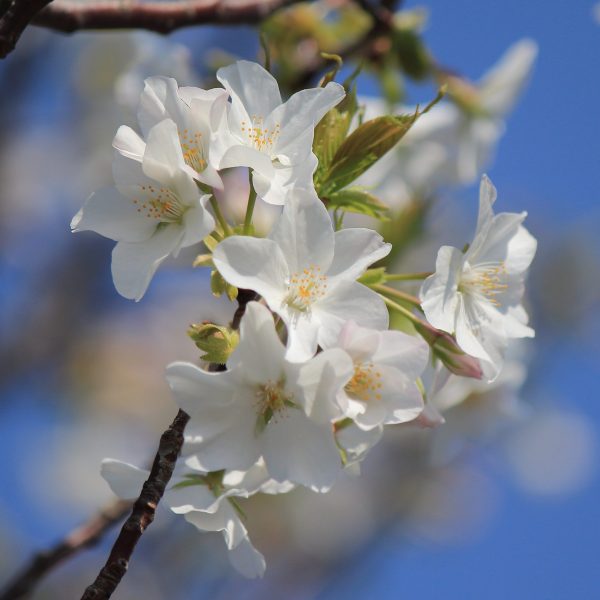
[327,187,389,220]
[188,322,239,364]
[210,270,238,301]
[321,112,418,195]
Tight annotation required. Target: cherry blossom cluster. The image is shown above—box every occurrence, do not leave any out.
[71,59,537,577]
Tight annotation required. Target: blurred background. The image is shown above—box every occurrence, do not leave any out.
[0,0,599,598]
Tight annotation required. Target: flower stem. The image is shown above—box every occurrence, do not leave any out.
[379,294,420,324]
[372,283,421,308]
[244,176,257,235]
[209,196,232,237]
[385,272,432,282]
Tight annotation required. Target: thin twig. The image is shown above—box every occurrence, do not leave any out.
[80,409,190,600]
[0,500,131,600]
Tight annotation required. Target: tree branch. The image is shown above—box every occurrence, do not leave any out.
[0,499,131,600]
[79,409,189,599]
[34,0,305,32]
[0,0,53,58]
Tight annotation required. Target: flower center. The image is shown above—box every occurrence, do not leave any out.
[284,265,328,312]
[254,379,296,432]
[459,262,508,306]
[179,128,207,173]
[345,362,383,402]
[132,185,187,223]
[240,115,280,155]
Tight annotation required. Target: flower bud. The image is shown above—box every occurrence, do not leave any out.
[414,320,483,379]
[188,322,239,365]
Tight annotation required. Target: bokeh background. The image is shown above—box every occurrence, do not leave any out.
[1,0,599,598]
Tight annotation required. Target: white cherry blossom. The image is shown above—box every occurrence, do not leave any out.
[100,458,275,578]
[167,302,354,492]
[72,119,215,300]
[329,320,428,430]
[213,190,391,362]
[420,175,537,380]
[121,75,228,189]
[212,60,345,204]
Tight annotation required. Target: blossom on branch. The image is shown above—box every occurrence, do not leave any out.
[72,119,215,300]
[420,175,537,380]
[213,190,391,362]
[167,302,354,492]
[212,60,345,204]
[328,320,429,430]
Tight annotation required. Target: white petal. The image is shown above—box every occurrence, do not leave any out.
[262,410,341,492]
[268,82,345,161]
[138,76,186,137]
[505,225,537,274]
[101,459,149,500]
[212,236,288,306]
[282,311,321,363]
[336,423,383,463]
[184,501,248,549]
[327,228,391,284]
[375,365,424,425]
[142,119,186,184]
[331,320,380,361]
[268,189,334,274]
[228,302,286,383]
[113,125,145,161]
[217,60,282,123]
[71,187,157,243]
[293,348,353,423]
[111,225,185,300]
[479,39,538,116]
[254,156,318,206]
[420,245,464,333]
[218,144,275,178]
[315,281,389,349]
[164,481,221,515]
[476,174,497,234]
[228,536,266,579]
[372,329,429,379]
[180,195,215,248]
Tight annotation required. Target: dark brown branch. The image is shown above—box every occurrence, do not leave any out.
[0,499,131,600]
[0,0,54,58]
[80,409,190,600]
[33,0,304,34]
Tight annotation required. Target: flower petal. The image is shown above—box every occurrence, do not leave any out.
[111,225,185,300]
[212,236,289,308]
[138,76,186,137]
[372,329,429,379]
[315,281,389,349]
[113,125,145,161]
[262,410,341,492]
[71,187,157,243]
[268,82,345,162]
[228,537,266,579]
[227,302,286,384]
[420,245,464,333]
[101,459,149,500]
[217,60,282,124]
[268,189,334,274]
[327,228,391,284]
[142,119,186,184]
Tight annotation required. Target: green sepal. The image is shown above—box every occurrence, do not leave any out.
[193,253,213,268]
[211,269,238,301]
[188,322,239,364]
[327,187,389,221]
[358,267,387,286]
